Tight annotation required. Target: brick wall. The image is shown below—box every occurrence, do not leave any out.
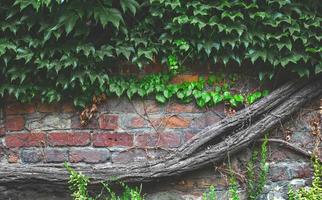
[0,78,321,200]
[1,97,224,165]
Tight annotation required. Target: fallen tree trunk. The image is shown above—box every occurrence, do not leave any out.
[0,77,321,185]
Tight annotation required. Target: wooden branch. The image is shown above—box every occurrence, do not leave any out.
[0,77,321,185]
[257,138,322,162]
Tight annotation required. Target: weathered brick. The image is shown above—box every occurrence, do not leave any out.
[0,127,5,136]
[134,133,158,147]
[21,149,42,163]
[157,132,181,148]
[48,132,90,146]
[99,114,118,130]
[37,103,61,113]
[69,148,110,163]
[71,115,98,129]
[44,149,68,163]
[171,74,199,84]
[143,63,163,73]
[112,149,146,163]
[5,133,45,148]
[183,131,194,142]
[5,115,25,131]
[166,103,202,113]
[93,133,133,147]
[5,103,35,115]
[62,102,76,113]
[7,149,19,163]
[164,116,190,128]
[126,116,146,129]
[143,100,161,113]
[25,114,72,131]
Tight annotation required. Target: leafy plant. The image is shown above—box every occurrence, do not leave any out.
[246,135,269,200]
[202,185,216,200]
[0,0,320,107]
[65,163,91,200]
[65,163,144,200]
[288,157,322,200]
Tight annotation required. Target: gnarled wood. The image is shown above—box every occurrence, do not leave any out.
[0,77,321,185]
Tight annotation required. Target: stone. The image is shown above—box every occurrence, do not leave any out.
[21,149,42,163]
[146,191,185,200]
[25,114,72,131]
[71,115,98,129]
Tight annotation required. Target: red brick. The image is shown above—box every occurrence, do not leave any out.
[134,133,157,147]
[5,115,25,131]
[157,132,181,148]
[44,149,68,163]
[171,74,199,84]
[112,149,146,163]
[5,133,45,148]
[37,103,61,113]
[99,114,118,130]
[93,133,133,147]
[164,116,191,128]
[5,103,35,115]
[69,148,110,163]
[166,103,202,113]
[0,127,5,136]
[144,63,163,73]
[184,132,194,142]
[128,117,145,128]
[7,150,19,163]
[62,102,76,113]
[48,132,90,146]
[144,100,161,113]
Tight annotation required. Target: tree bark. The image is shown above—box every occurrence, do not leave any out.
[0,77,321,185]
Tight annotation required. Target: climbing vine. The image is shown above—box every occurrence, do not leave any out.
[0,0,321,107]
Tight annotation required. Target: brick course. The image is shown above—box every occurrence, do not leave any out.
[48,132,90,146]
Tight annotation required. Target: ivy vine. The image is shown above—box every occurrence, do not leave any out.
[0,0,321,107]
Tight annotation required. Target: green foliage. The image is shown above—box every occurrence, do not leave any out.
[228,175,240,200]
[65,163,91,200]
[246,135,269,200]
[0,0,321,106]
[65,163,144,200]
[108,73,267,108]
[288,157,322,200]
[202,185,216,200]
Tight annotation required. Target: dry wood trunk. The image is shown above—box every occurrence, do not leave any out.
[0,77,321,185]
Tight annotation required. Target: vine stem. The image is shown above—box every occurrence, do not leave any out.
[257,138,322,163]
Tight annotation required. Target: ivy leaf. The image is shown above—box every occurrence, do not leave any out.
[156,93,166,103]
[120,0,139,15]
[292,66,310,78]
[94,7,124,29]
[315,63,322,74]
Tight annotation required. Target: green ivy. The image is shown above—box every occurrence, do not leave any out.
[107,73,268,109]
[0,0,321,106]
